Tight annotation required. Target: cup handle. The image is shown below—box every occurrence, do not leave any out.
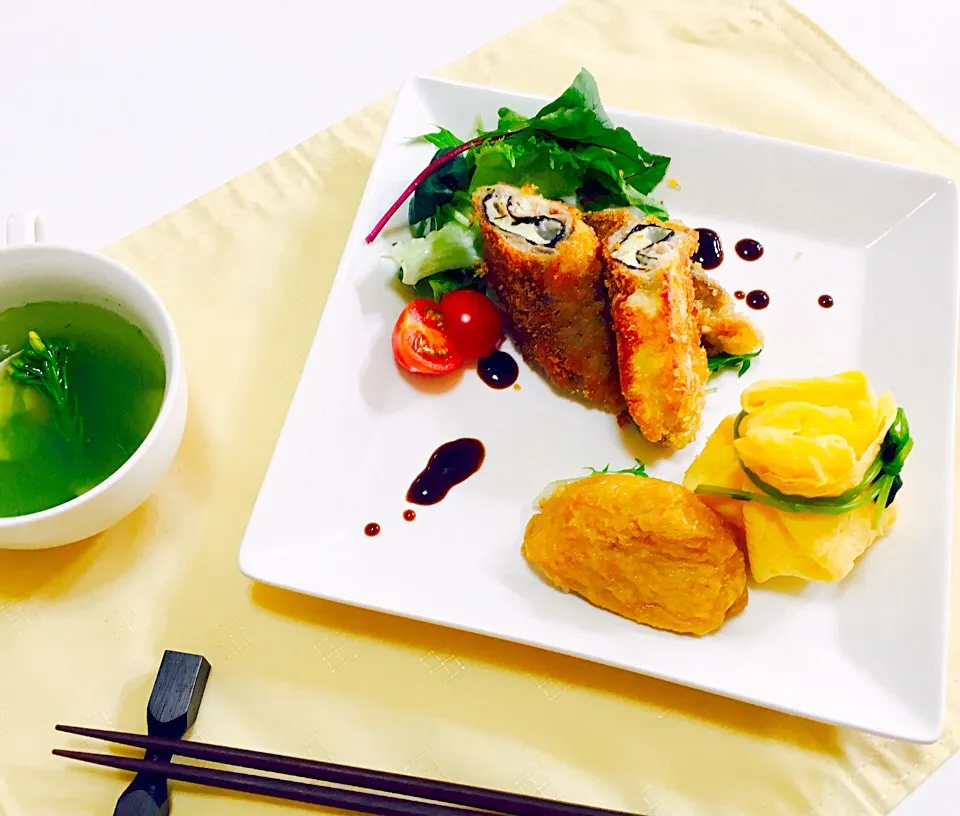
[5,211,46,247]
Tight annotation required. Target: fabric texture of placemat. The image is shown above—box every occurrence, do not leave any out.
[2,1,959,814]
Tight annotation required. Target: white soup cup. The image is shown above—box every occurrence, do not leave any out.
[0,212,187,549]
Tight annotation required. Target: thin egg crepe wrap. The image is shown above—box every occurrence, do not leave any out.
[683,371,901,583]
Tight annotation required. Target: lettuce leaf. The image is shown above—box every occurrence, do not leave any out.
[469,136,584,200]
[411,190,474,239]
[408,145,472,230]
[388,220,481,286]
[478,108,532,135]
[422,127,462,150]
[470,133,668,218]
[534,68,613,127]
[421,69,670,224]
[413,268,485,301]
[390,69,672,294]
[522,68,669,195]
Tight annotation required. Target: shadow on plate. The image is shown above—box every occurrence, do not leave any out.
[617,420,674,468]
[355,269,466,410]
[397,365,465,395]
[835,519,943,734]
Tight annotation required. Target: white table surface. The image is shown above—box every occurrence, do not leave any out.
[2,1,959,812]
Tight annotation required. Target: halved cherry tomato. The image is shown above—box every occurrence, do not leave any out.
[392,298,464,375]
[439,289,503,359]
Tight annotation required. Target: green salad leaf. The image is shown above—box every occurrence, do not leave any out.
[534,67,613,126]
[421,127,462,150]
[469,135,584,200]
[408,145,473,231]
[526,72,666,180]
[707,350,762,377]
[467,135,669,220]
[413,268,485,301]
[377,68,672,298]
[483,108,532,134]
[411,190,474,239]
[388,220,481,287]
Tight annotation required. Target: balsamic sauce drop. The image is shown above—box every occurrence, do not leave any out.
[734,290,745,300]
[364,523,381,537]
[694,228,723,270]
[745,290,769,310]
[818,294,834,309]
[735,239,764,261]
[403,509,417,522]
[477,350,519,389]
[406,439,486,506]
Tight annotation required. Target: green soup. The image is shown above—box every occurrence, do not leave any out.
[0,300,166,517]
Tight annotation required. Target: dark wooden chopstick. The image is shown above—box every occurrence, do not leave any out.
[53,749,475,816]
[55,724,642,816]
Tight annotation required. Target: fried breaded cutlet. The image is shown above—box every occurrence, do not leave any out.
[581,208,633,241]
[586,208,763,358]
[522,474,748,636]
[690,267,764,356]
[596,212,708,448]
[472,184,623,409]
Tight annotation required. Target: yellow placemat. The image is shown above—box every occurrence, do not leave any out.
[2,1,959,813]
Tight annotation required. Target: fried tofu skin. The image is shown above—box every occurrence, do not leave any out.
[598,214,708,448]
[522,475,748,636]
[691,267,764,356]
[473,184,623,409]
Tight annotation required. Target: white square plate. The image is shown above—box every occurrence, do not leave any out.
[239,76,960,742]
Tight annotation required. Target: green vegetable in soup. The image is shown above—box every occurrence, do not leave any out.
[7,330,83,449]
[0,301,165,517]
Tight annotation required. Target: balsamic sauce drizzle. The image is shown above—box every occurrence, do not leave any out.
[745,290,769,310]
[694,228,723,270]
[477,351,519,389]
[735,238,763,261]
[406,439,486,506]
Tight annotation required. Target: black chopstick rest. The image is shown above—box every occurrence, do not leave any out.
[113,651,211,816]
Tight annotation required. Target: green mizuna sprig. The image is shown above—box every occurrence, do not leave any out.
[693,408,911,533]
[6,330,83,450]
